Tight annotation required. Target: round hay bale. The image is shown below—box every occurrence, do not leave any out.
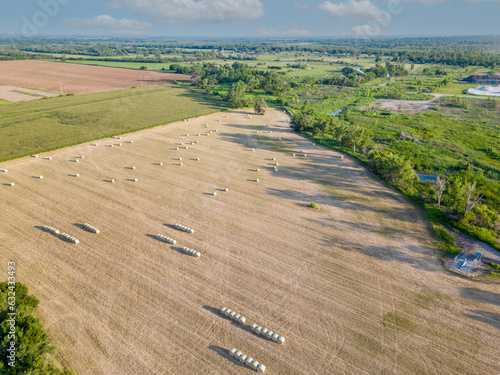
[31,155,38,158]
[277,336,285,344]
[304,154,307,157]
[1,169,8,172]
[250,360,259,370]
[251,148,254,151]
[292,153,295,157]
[75,159,79,163]
[256,168,260,172]
[75,174,79,177]
[213,192,217,196]
[110,179,115,183]
[256,179,259,182]
[341,155,344,159]
[8,182,14,186]
[196,158,200,161]
[133,178,138,182]
[229,348,237,357]
[159,162,163,166]
[225,188,229,192]
[47,157,52,160]
[279,137,281,140]
[257,364,266,373]
[39,176,43,179]
[175,147,179,150]
[179,163,183,166]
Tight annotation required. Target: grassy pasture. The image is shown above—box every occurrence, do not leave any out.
[0,85,226,162]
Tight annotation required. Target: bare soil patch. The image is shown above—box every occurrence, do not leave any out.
[367,97,438,114]
[0,60,192,95]
[0,109,498,374]
[0,85,59,102]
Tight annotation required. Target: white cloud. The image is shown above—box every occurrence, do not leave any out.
[62,15,153,35]
[107,0,265,26]
[349,24,382,36]
[293,1,310,9]
[318,0,390,23]
[256,23,310,37]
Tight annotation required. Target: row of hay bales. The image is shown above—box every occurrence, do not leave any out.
[84,223,100,234]
[181,247,201,257]
[175,223,195,233]
[156,234,176,245]
[44,226,60,235]
[220,307,246,324]
[229,348,266,373]
[60,232,79,244]
[251,323,285,344]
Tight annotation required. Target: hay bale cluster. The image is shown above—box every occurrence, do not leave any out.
[229,348,266,373]
[181,247,200,257]
[250,324,285,344]
[44,226,60,235]
[220,307,246,324]
[175,224,194,233]
[83,223,100,234]
[60,233,79,244]
[156,234,176,245]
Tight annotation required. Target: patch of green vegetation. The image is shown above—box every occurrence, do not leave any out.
[0,282,75,374]
[432,224,460,255]
[0,100,9,105]
[415,287,452,309]
[308,202,320,209]
[382,312,413,331]
[0,85,226,162]
[490,262,500,270]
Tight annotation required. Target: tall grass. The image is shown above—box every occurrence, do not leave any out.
[0,85,226,162]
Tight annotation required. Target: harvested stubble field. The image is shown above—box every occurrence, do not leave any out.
[0,60,192,95]
[0,109,499,374]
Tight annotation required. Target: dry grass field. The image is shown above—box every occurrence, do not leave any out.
[0,60,192,96]
[0,109,498,374]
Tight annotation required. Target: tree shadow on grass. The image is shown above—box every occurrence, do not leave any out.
[461,287,500,307]
[463,310,500,330]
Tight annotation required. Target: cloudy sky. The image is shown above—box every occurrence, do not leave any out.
[0,0,499,38]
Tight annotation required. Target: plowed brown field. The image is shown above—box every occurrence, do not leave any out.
[0,60,192,95]
[0,109,498,374]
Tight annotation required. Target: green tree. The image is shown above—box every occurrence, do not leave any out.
[227,80,247,108]
[254,97,267,115]
[0,282,75,374]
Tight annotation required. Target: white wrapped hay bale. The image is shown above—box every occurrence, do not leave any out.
[84,223,100,234]
[227,348,265,372]
[60,233,79,244]
[156,234,176,245]
[0,169,8,172]
[219,307,246,324]
[8,182,15,186]
[44,226,60,235]
[183,247,200,257]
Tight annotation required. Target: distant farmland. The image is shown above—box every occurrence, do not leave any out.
[0,85,226,161]
[0,60,192,95]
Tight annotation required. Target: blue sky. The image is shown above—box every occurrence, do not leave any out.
[0,0,499,38]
